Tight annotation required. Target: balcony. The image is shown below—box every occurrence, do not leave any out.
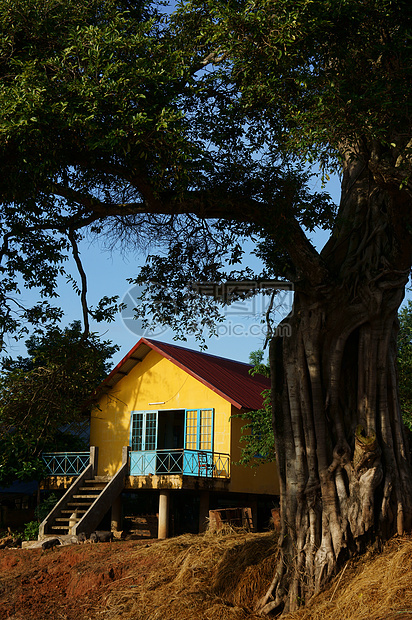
[129,449,230,478]
[41,448,230,479]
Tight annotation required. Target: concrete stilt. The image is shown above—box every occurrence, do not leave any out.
[249,497,258,532]
[158,490,170,539]
[111,495,122,532]
[198,491,210,533]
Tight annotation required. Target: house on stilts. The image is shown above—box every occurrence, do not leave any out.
[39,338,278,539]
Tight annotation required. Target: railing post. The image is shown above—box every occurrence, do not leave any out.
[90,446,98,477]
[122,445,130,467]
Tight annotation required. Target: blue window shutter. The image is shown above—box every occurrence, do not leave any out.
[184,408,214,450]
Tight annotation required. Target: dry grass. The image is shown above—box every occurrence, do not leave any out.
[286,537,412,620]
[101,529,279,620]
[100,532,412,620]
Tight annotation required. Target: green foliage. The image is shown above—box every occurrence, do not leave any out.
[23,520,39,541]
[34,493,59,523]
[0,0,192,345]
[0,0,411,356]
[0,0,335,347]
[235,350,275,467]
[177,0,412,169]
[21,493,59,540]
[398,300,412,431]
[0,321,118,486]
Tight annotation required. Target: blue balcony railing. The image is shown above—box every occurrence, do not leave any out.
[42,452,90,475]
[129,449,230,478]
[42,448,231,479]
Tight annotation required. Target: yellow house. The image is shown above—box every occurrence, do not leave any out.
[90,338,278,536]
[40,338,279,540]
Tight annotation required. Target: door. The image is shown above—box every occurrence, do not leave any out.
[156,410,185,473]
[183,408,214,476]
[130,411,158,475]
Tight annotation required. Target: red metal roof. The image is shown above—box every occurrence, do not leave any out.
[97,338,270,411]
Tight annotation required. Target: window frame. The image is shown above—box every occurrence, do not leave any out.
[184,408,214,452]
[130,410,158,452]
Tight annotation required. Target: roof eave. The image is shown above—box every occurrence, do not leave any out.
[140,340,246,410]
[95,337,267,411]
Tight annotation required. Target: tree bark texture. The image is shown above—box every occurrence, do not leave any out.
[258,149,412,615]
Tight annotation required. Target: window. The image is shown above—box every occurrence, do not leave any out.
[185,408,214,451]
[199,409,212,450]
[185,409,198,450]
[131,411,157,451]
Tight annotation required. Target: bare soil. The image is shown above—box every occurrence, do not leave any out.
[0,539,153,620]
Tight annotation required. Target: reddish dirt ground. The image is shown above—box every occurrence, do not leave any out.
[0,540,159,620]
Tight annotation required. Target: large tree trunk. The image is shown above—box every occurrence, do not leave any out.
[257,149,412,615]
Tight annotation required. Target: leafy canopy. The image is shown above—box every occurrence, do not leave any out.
[0,0,411,347]
[398,300,412,432]
[0,0,335,347]
[175,0,412,164]
[235,350,275,467]
[0,321,118,486]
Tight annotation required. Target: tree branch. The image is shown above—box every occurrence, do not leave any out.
[192,50,228,72]
[68,229,89,340]
[55,181,329,286]
[283,217,330,287]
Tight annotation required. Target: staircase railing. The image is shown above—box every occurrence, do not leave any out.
[38,446,98,539]
[73,446,129,537]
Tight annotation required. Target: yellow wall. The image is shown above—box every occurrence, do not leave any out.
[91,350,231,476]
[91,348,278,496]
[229,406,279,495]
